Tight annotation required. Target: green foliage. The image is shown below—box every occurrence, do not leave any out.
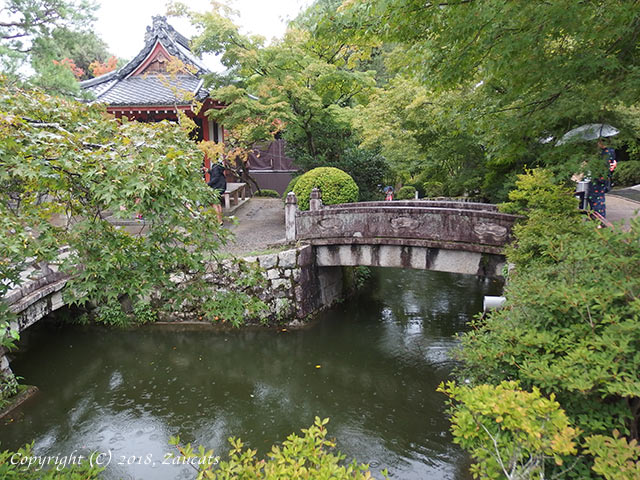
[422,180,445,198]
[439,381,578,480]
[133,301,157,325]
[352,77,488,199]
[0,0,99,80]
[396,185,416,200]
[95,300,130,328]
[253,189,279,198]
[499,169,584,268]
[0,370,19,404]
[613,161,640,188]
[499,169,578,216]
[282,175,301,199]
[354,266,372,289]
[168,417,384,479]
[585,431,640,480]
[339,0,640,201]
[454,171,640,477]
[0,82,268,346]
[0,442,103,479]
[292,167,359,210]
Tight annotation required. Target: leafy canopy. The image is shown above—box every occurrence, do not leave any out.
[337,0,640,199]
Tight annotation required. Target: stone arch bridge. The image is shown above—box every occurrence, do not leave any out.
[2,193,519,381]
[286,189,519,278]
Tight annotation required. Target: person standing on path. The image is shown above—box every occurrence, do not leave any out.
[587,138,617,223]
[205,160,227,225]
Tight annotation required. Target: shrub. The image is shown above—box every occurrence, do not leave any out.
[254,189,279,198]
[292,167,359,210]
[613,160,640,187]
[396,185,416,200]
[423,180,446,198]
[169,417,383,479]
[282,175,302,199]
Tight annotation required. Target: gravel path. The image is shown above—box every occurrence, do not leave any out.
[219,198,288,256]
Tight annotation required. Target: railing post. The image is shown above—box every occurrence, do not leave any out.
[309,188,323,211]
[285,192,298,242]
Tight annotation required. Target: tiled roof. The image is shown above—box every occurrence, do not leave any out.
[80,16,210,106]
[90,75,207,106]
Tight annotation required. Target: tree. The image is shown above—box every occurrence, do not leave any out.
[338,0,640,200]
[453,170,640,477]
[0,0,96,72]
[353,77,488,198]
[169,0,378,185]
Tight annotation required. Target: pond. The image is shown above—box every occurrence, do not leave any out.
[0,268,502,479]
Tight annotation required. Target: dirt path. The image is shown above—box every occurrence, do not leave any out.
[219,198,287,256]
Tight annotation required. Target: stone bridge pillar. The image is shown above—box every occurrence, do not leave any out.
[285,192,298,242]
[309,188,323,211]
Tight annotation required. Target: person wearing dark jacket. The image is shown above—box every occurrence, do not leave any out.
[206,160,227,224]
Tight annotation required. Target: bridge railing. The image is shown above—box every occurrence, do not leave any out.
[285,189,520,254]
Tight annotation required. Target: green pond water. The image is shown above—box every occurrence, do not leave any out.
[0,268,502,479]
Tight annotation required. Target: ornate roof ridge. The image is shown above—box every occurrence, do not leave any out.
[145,16,190,49]
[80,16,209,89]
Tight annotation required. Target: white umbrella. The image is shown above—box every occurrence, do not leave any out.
[556,123,619,146]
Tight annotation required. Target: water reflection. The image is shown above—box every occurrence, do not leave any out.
[1,268,501,479]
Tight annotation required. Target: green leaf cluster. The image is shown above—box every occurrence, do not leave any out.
[168,417,385,479]
[439,380,578,480]
[395,185,415,200]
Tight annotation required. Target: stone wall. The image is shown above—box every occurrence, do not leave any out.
[219,244,349,322]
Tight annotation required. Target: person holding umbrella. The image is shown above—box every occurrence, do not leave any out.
[586,138,617,225]
[558,123,619,225]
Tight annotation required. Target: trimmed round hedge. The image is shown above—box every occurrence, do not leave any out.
[292,167,359,210]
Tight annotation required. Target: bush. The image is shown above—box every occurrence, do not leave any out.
[613,160,640,187]
[169,417,382,479]
[423,180,446,198]
[396,185,416,200]
[282,175,302,199]
[254,189,280,198]
[292,167,359,210]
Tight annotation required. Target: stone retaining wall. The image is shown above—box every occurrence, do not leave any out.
[230,245,348,321]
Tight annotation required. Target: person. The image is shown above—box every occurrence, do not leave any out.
[383,185,394,201]
[587,138,617,224]
[205,160,227,225]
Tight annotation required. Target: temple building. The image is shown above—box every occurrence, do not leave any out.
[80,16,297,194]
